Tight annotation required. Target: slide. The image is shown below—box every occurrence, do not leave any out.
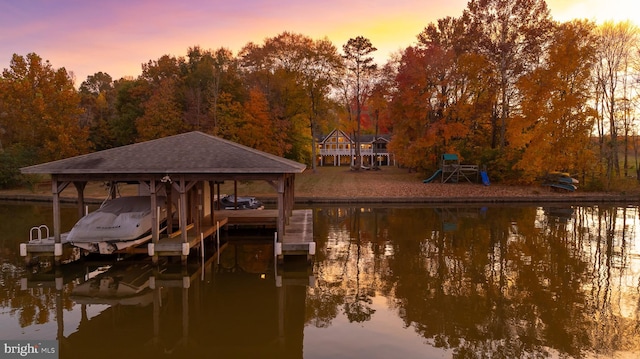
[423,169,442,183]
[480,171,490,186]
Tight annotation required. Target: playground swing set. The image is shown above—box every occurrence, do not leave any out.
[423,154,490,185]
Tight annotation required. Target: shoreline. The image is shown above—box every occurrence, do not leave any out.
[3,167,639,205]
[1,191,639,205]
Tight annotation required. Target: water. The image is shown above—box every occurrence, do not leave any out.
[1,201,640,358]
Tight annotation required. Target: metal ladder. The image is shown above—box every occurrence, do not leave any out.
[29,224,50,243]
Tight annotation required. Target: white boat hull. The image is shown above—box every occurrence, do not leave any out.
[67,196,170,254]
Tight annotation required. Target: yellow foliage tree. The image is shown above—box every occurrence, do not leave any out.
[0,53,89,161]
[509,20,598,182]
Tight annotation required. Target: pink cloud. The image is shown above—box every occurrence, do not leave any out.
[4,0,634,86]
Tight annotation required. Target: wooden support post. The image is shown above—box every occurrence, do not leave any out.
[233,180,238,209]
[52,178,61,245]
[110,181,117,199]
[209,181,215,225]
[149,180,159,265]
[175,177,188,264]
[195,182,202,236]
[166,181,173,236]
[288,175,295,218]
[277,176,285,238]
[51,177,69,265]
[216,181,221,210]
[285,175,291,225]
[73,181,87,219]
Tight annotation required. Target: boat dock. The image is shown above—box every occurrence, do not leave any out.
[150,209,315,262]
[22,209,315,265]
[277,209,315,262]
[18,132,311,267]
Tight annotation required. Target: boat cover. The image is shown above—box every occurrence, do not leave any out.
[67,196,167,243]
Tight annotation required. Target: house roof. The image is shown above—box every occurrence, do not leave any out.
[318,129,351,143]
[358,134,390,143]
[21,131,306,176]
[318,129,391,144]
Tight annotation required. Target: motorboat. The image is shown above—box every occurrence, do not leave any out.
[219,195,264,210]
[67,196,171,254]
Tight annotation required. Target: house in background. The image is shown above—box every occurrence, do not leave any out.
[316,129,395,167]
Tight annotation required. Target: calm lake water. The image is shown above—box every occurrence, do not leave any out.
[1,201,640,358]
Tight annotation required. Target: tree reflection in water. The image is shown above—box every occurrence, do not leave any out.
[311,205,640,357]
[3,204,640,357]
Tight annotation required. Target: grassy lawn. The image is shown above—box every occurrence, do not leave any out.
[217,166,424,198]
[4,165,637,201]
[0,166,425,200]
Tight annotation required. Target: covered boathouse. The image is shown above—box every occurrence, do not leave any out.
[19,131,309,265]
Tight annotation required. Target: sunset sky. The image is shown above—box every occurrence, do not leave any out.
[1,0,636,86]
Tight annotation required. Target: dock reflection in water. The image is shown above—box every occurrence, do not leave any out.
[4,203,640,358]
[17,240,308,359]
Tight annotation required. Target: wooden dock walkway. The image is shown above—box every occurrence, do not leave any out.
[280,209,314,260]
[210,208,315,261]
[150,209,314,262]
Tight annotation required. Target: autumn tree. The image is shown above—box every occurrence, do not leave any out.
[389,15,486,172]
[465,0,553,150]
[510,20,598,182]
[238,87,281,155]
[341,36,378,169]
[240,35,305,161]
[593,21,639,180]
[299,37,342,171]
[367,67,395,169]
[140,54,183,83]
[136,78,185,141]
[209,48,240,133]
[79,71,117,150]
[0,53,89,162]
[215,92,245,143]
[182,46,214,131]
[111,77,148,147]
[388,45,460,170]
[417,16,497,166]
[239,32,340,164]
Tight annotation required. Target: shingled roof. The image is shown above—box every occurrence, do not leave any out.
[21,131,306,175]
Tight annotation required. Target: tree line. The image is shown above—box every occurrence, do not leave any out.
[1,0,639,189]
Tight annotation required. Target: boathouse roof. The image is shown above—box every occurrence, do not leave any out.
[21,131,306,177]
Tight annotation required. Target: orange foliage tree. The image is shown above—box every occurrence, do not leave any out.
[136,78,186,141]
[237,87,282,156]
[509,20,598,182]
[0,53,89,162]
[388,45,465,170]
